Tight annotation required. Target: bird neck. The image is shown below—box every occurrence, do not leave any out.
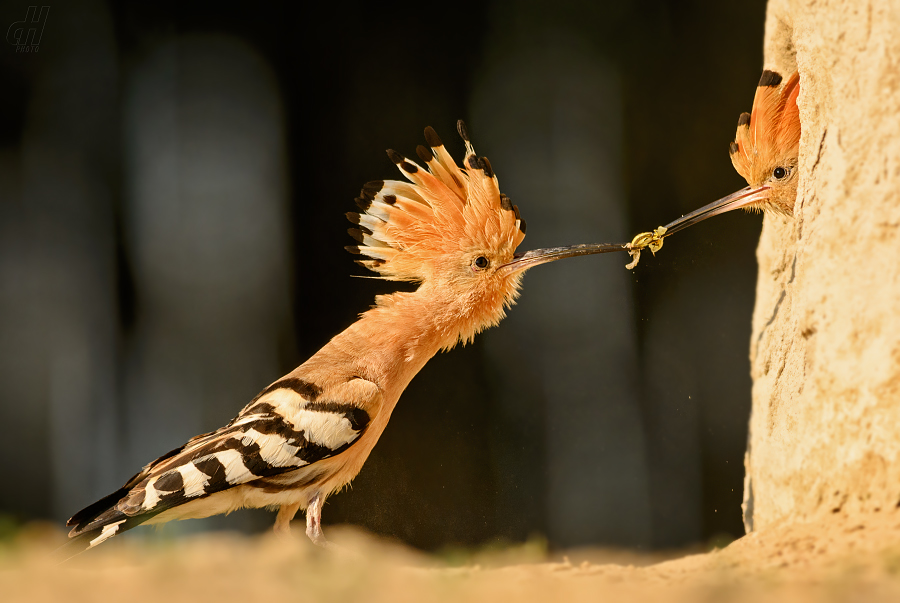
[322,285,489,401]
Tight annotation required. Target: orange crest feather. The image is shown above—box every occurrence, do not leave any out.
[731,70,801,183]
[347,122,527,282]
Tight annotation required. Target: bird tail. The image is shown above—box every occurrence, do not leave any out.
[59,483,164,560]
[55,511,155,561]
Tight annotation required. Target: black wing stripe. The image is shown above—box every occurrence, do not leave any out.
[250,377,322,404]
[124,404,372,516]
[304,402,370,431]
[68,380,378,541]
[153,470,183,493]
[192,455,227,486]
[67,436,207,530]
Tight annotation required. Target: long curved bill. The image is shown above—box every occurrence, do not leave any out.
[498,242,628,275]
[662,185,771,237]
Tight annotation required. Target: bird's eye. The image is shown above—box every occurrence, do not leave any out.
[773,167,787,180]
[473,256,489,270]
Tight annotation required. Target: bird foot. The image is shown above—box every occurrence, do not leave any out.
[305,522,335,549]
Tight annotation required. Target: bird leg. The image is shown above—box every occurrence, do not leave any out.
[305,492,330,547]
[274,501,301,537]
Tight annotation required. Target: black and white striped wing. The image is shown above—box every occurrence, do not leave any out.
[67,377,380,545]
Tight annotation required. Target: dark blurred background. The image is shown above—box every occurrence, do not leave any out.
[0,0,766,551]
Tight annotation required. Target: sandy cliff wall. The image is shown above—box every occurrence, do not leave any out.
[744,0,900,530]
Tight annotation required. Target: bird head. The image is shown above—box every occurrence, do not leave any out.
[730,69,801,214]
[347,121,621,343]
[662,70,801,236]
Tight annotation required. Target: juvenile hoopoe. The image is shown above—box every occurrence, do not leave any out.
[627,70,801,263]
[65,122,624,553]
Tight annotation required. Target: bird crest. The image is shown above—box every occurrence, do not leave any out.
[729,70,801,213]
[346,121,527,283]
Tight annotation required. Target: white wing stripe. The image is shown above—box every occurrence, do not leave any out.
[178,462,210,498]
[89,519,126,548]
[215,449,251,484]
[253,388,365,450]
[293,410,359,450]
[241,428,307,468]
[143,479,161,509]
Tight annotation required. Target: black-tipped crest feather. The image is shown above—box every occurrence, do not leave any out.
[481,157,494,178]
[457,120,470,142]
[424,126,443,147]
[416,145,433,164]
[758,70,783,87]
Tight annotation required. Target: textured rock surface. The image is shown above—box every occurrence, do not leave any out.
[744,0,900,530]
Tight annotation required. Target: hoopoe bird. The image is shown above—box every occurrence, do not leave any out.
[626,69,801,264]
[65,121,624,553]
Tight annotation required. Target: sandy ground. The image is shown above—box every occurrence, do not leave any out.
[3,508,900,602]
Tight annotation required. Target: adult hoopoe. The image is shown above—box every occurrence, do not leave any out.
[65,121,625,554]
[627,69,801,264]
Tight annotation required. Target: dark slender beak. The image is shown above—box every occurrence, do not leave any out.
[498,242,628,275]
[662,185,771,237]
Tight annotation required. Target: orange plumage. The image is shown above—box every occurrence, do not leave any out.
[64,121,623,554]
[730,70,801,215]
[647,70,803,243]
